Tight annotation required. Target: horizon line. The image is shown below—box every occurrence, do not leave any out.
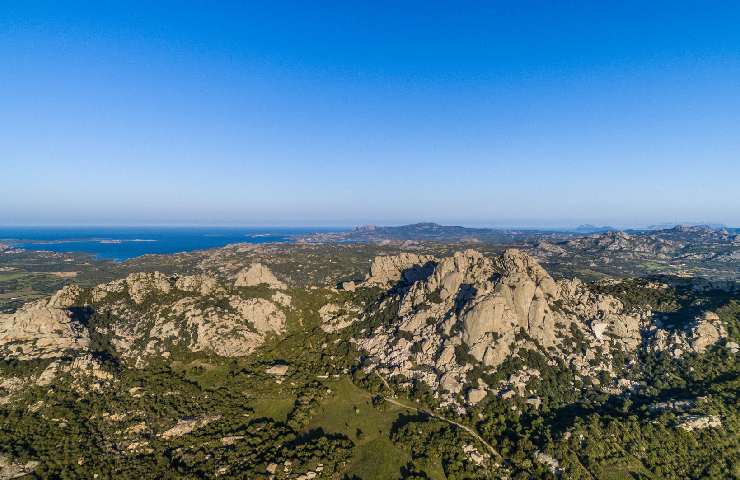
[0,222,735,230]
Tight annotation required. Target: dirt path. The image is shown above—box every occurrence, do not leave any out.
[374,371,502,461]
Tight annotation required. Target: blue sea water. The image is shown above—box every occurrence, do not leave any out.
[0,227,343,261]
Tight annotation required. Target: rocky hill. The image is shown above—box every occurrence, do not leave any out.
[1,266,294,369]
[533,225,739,280]
[352,250,729,410]
[298,222,556,244]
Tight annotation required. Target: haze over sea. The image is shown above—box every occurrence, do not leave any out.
[0,227,343,261]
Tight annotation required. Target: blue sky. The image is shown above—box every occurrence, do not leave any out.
[1,1,739,227]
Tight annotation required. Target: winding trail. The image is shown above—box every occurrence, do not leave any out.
[374,371,502,461]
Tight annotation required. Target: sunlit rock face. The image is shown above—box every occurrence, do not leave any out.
[0,294,89,360]
[234,263,287,289]
[362,253,436,287]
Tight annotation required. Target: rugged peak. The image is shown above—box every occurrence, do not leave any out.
[364,252,436,287]
[0,298,89,360]
[47,284,82,309]
[234,263,287,290]
[125,272,173,304]
[408,249,494,302]
[495,249,559,298]
[359,249,653,405]
[174,274,219,295]
[498,248,545,273]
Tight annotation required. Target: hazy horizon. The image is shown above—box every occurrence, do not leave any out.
[0,220,736,231]
[2,2,739,225]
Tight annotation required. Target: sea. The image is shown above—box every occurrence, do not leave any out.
[0,226,343,261]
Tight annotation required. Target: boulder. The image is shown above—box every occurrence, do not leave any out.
[234,263,287,289]
[160,415,222,440]
[689,311,726,353]
[364,253,435,286]
[0,300,88,360]
[467,387,488,405]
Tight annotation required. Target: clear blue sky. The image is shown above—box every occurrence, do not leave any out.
[2,1,739,227]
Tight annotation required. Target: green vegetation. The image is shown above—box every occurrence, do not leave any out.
[0,242,738,479]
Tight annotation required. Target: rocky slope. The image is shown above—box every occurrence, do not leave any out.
[536,225,738,263]
[1,265,292,371]
[0,295,89,361]
[354,249,728,409]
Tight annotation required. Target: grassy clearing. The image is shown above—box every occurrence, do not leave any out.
[640,261,669,271]
[0,272,29,282]
[250,394,297,422]
[594,458,657,480]
[306,377,413,479]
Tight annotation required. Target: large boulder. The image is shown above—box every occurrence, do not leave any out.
[689,311,726,353]
[458,249,561,364]
[234,263,287,289]
[0,299,89,360]
[363,253,436,287]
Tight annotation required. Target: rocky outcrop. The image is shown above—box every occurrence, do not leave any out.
[125,272,173,304]
[458,249,562,364]
[3,271,290,367]
[265,364,289,376]
[648,311,727,357]
[229,297,286,335]
[100,293,286,362]
[319,302,362,333]
[565,231,677,256]
[689,312,726,352]
[363,253,435,287]
[677,414,722,431]
[0,454,39,480]
[234,263,287,289]
[91,279,127,302]
[534,241,566,256]
[47,284,82,308]
[271,291,293,308]
[175,274,219,295]
[0,298,88,360]
[160,415,222,440]
[36,355,113,393]
[356,249,654,407]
